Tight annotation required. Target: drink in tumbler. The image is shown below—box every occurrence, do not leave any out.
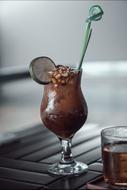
[101,127,127,189]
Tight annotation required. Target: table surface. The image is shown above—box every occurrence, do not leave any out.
[0,123,103,190]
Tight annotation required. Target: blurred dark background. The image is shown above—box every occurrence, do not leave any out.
[0,1,127,134]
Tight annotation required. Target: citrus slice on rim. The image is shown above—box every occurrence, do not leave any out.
[29,56,56,84]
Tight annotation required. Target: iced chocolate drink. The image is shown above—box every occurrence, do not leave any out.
[40,65,88,139]
[29,57,88,175]
[29,4,103,176]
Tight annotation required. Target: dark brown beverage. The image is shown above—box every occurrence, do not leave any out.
[103,142,127,187]
[40,66,88,139]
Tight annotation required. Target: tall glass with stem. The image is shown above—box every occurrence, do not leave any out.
[30,5,103,175]
[40,68,88,175]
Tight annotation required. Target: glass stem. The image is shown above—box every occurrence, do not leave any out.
[59,138,75,164]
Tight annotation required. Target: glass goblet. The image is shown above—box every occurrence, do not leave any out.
[40,68,88,175]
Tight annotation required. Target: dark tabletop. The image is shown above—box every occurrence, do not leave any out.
[0,123,103,190]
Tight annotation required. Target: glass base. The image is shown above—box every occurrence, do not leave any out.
[48,161,88,176]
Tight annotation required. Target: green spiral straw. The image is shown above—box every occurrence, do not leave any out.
[78,5,104,70]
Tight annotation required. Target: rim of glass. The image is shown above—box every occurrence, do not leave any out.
[69,65,82,72]
[101,126,127,138]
